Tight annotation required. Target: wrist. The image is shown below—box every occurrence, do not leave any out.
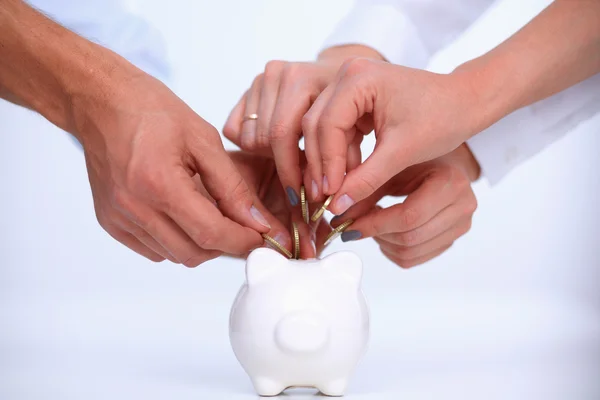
[450,58,521,139]
[0,1,142,140]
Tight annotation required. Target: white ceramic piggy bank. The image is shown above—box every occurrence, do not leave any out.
[229,248,369,397]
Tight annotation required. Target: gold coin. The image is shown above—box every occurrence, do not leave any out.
[262,233,292,259]
[323,219,354,246]
[300,186,309,224]
[310,195,334,222]
[292,222,300,260]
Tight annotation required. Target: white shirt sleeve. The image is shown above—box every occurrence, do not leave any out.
[25,0,170,82]
[467,74,600,185]
[322,0,600,184]
[322,0,495,68]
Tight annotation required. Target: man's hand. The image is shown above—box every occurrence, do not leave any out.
[0,1,276,266]
[79,74,277,266]
[330,144,480,268]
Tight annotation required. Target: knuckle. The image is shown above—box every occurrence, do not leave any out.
[264,60,285,79]
[269,121,289,143]
[183,255,203,268]
[466,196,478,215]
[342,57,372,76]
[193,230,217,249]
[127,167,166,199]
[227,177,251,204]
[396,258,414,269]
[110,188,135,213]
[222,122,238,142]
[252,73,265,87]
[398,229,420,246]
[400,207,421,230]
[396,246,417,261]
[240,134,258,152]
[354,170,379,196]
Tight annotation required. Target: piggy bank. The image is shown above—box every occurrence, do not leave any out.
[229,248,369,396]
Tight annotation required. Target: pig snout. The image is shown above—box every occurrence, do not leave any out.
[275,311,329,354]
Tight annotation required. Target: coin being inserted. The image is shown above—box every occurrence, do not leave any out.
[323,219,354,246]
[262,233,293,259]
[300,186,309,224]
[311,195,334,222]
[292,222,300,260]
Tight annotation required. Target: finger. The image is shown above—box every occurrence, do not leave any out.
[314,216,333,255]
[112,210,179,263]
[187,132,274,234]
[104,224,165,263]
[270,81,314,205]
[346,135,363,172]
[339,170,459,239]
[330,190,385,230]
[118,200,223,267]
[240,74,263,152]
[302,81,337,201]
[327,140,402,215]
[294,213,317,260]
[377,204,471,247]
[314,60,379,197]
[163,175,265,255]
[222,90,248,148]
[375,218,471,261]
[380,243,452,269]
[255,61,285,150]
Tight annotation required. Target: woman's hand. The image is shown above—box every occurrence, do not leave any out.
[302,58,486,215]
[330,144,480,268]
[223,45,385,206]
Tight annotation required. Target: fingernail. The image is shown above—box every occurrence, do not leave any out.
[285,187,299,206]
[311,238,317,254]
[250,205,271,229]
[322,176,329,194]
[311,180,319,200]
[335,194,354,215]
[341,230,362,242]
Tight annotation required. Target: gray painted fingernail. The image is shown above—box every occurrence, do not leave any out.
[341,230,362,242]
[286,187,299,206]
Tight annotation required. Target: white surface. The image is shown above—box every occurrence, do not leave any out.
[229,249,369,396]
[1,0,599,399]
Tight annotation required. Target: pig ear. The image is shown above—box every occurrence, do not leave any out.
[322,251,363,285]
[245,247,288,285]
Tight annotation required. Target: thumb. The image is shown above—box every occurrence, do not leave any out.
[327,142,404,215]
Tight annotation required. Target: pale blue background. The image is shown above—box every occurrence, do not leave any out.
[1,0,599,399]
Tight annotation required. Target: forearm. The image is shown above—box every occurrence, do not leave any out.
[0,0,140,138]
[457,0,600,135]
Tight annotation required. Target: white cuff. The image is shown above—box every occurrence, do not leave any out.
[468,74,600,185]
[321,3,430,69]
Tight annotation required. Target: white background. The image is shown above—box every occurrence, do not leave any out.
[1,0,599,399]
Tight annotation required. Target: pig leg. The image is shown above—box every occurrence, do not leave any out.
[318,378,348,397]
[252,377,286,396]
